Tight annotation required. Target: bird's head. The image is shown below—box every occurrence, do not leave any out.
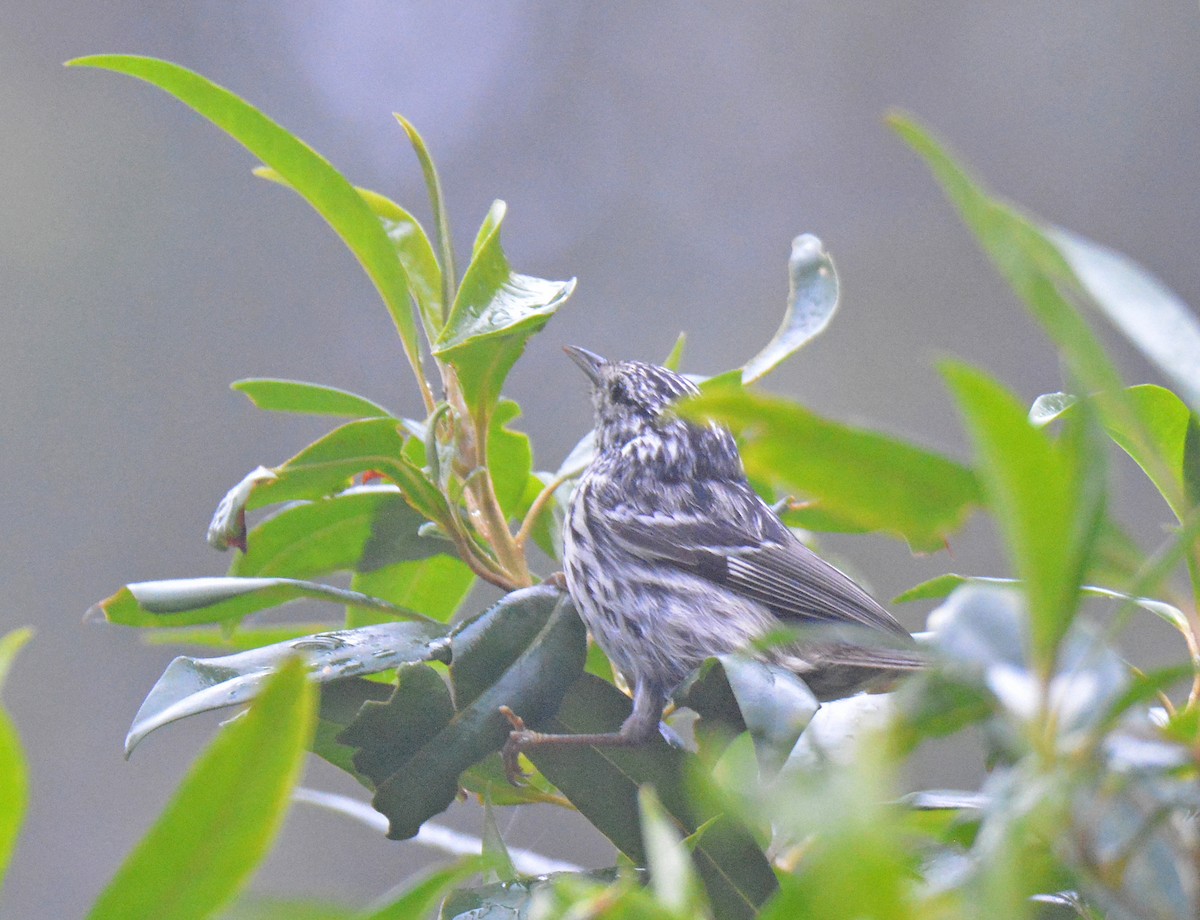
[564,346,699,452]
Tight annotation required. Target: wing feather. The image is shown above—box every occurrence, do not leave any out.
[607,496,911,642]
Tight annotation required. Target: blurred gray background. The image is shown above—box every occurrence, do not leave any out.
[3,2,1199,916]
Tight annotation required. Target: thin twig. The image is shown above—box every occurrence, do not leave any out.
[515,471,573,549]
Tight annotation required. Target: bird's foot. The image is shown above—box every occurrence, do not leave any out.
[499,705,534,786]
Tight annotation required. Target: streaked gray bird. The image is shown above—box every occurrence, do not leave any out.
[502,347,921,769]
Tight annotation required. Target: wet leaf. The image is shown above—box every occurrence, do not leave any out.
[125,619,449,755]
[434,201,576,425]
[1031,384,1200,522]
[231,379,392,419]
[94,576,418,629]
[231,488,448,580]
[340,586,586,840]
[88,660,315,920]
[246,419,448,525]
[742,234,839,384]
[1047,228,1200,415]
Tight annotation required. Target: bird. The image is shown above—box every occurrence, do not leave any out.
[501,346,922,773]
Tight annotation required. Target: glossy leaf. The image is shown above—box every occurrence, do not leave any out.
[742,234,839,384]
[677,655,819,775]
[231,378,392,419]
[395,114,455,311]
[88,659,315,920]
[140,623,342,651]
[0,629,31,890]
[434,201,576,423]
[94,576,416,629]
[1031,384,1200,522]
[312,678,393,779]
[254,167,443,340]
[231,488,448,580]
[1047,227,1200,414]
[125,620,449,755]
[67,56,427,388]
[943,363,1106,675]
[527,675,778,919]
[348,555,474,627]
[209,419,448,533]
[339,586,587,840]
[663,332,687,371]
[679,389,979,551]
[486,399,534,520]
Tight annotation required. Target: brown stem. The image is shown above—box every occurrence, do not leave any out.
[514,471,573,550]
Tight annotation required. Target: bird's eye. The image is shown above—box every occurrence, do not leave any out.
[609,381,631,405]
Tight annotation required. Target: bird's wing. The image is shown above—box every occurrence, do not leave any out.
[607,500,911,642]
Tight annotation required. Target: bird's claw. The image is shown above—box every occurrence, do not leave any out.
[499,705,531,786]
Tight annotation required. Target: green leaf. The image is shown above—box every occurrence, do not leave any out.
[0,629,32,890]
[663,332,687,372]
[207,420,448,536]
[232,488,448,580]
[394,114,455,312]
[890,115,1187,525]
[676,655,819,775]
[434,201,576,424]
[125,620,449,755]
[526,675,778,920]
[679,389,979,552]
[1046,227,1200,414]
[231,379,392,419]
[889,114,1126,402]
[639,786,707,917]
[438,870,627,920]
[312,678,393,780]
[942,363,1105,675]
[253,167,444,341]
[67,56,427,391]
[339,586,587,839]
[742,234,839,384]
[360,857,486,920]
[88,659,315,920]
[139,623,340,651]
[93,576,418,629]
[1032,384,1200,522]
[349,555,474,627]
[486,399,534,520]
[480,800,516,882]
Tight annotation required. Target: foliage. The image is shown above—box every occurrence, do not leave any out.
[38,54,1200,918]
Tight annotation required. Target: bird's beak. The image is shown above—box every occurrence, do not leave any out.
[563,345,606,385]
